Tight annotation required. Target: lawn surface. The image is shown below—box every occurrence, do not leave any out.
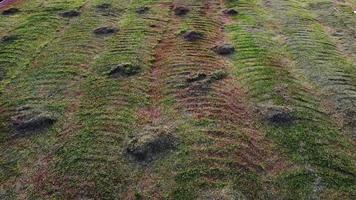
[0,0,355,199]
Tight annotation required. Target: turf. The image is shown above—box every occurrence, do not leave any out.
[0,0,355,199]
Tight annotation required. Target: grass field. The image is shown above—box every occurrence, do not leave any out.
[0,0,355,199]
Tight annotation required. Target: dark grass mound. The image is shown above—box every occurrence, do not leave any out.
[172,4,190,16]
[107,63,141,78]
[96,3,111,10]
[2,7,20,15]
[256,104,296,125]
[125,126,178,164]
[11,112,57,136]
[186,72,207,83]
[59,10,81,18]
[183,70,228,93]
[182,30,204,41]
[93,26,118,36]
[136,6,149,14]
[223,8,238,16]
[1,35,18,43]
[212,44,235,55]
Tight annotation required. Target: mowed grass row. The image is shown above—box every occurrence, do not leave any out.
[166,1,241,197]
[156,1,288,199]
[309,0,356,133]
[266,0,356,134]
[0,0,87,34]
[30,0,172,199]
[0,0,90,196]
[0,0,161,198]
[226,0,355,199]
[0,0,88,84]
[307,0,356,62]
[0,0,88,137]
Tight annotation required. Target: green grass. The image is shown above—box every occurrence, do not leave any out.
[0,0,355,199]
[226,0,356,198]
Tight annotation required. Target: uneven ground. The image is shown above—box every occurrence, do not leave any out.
[0,0,355,199]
